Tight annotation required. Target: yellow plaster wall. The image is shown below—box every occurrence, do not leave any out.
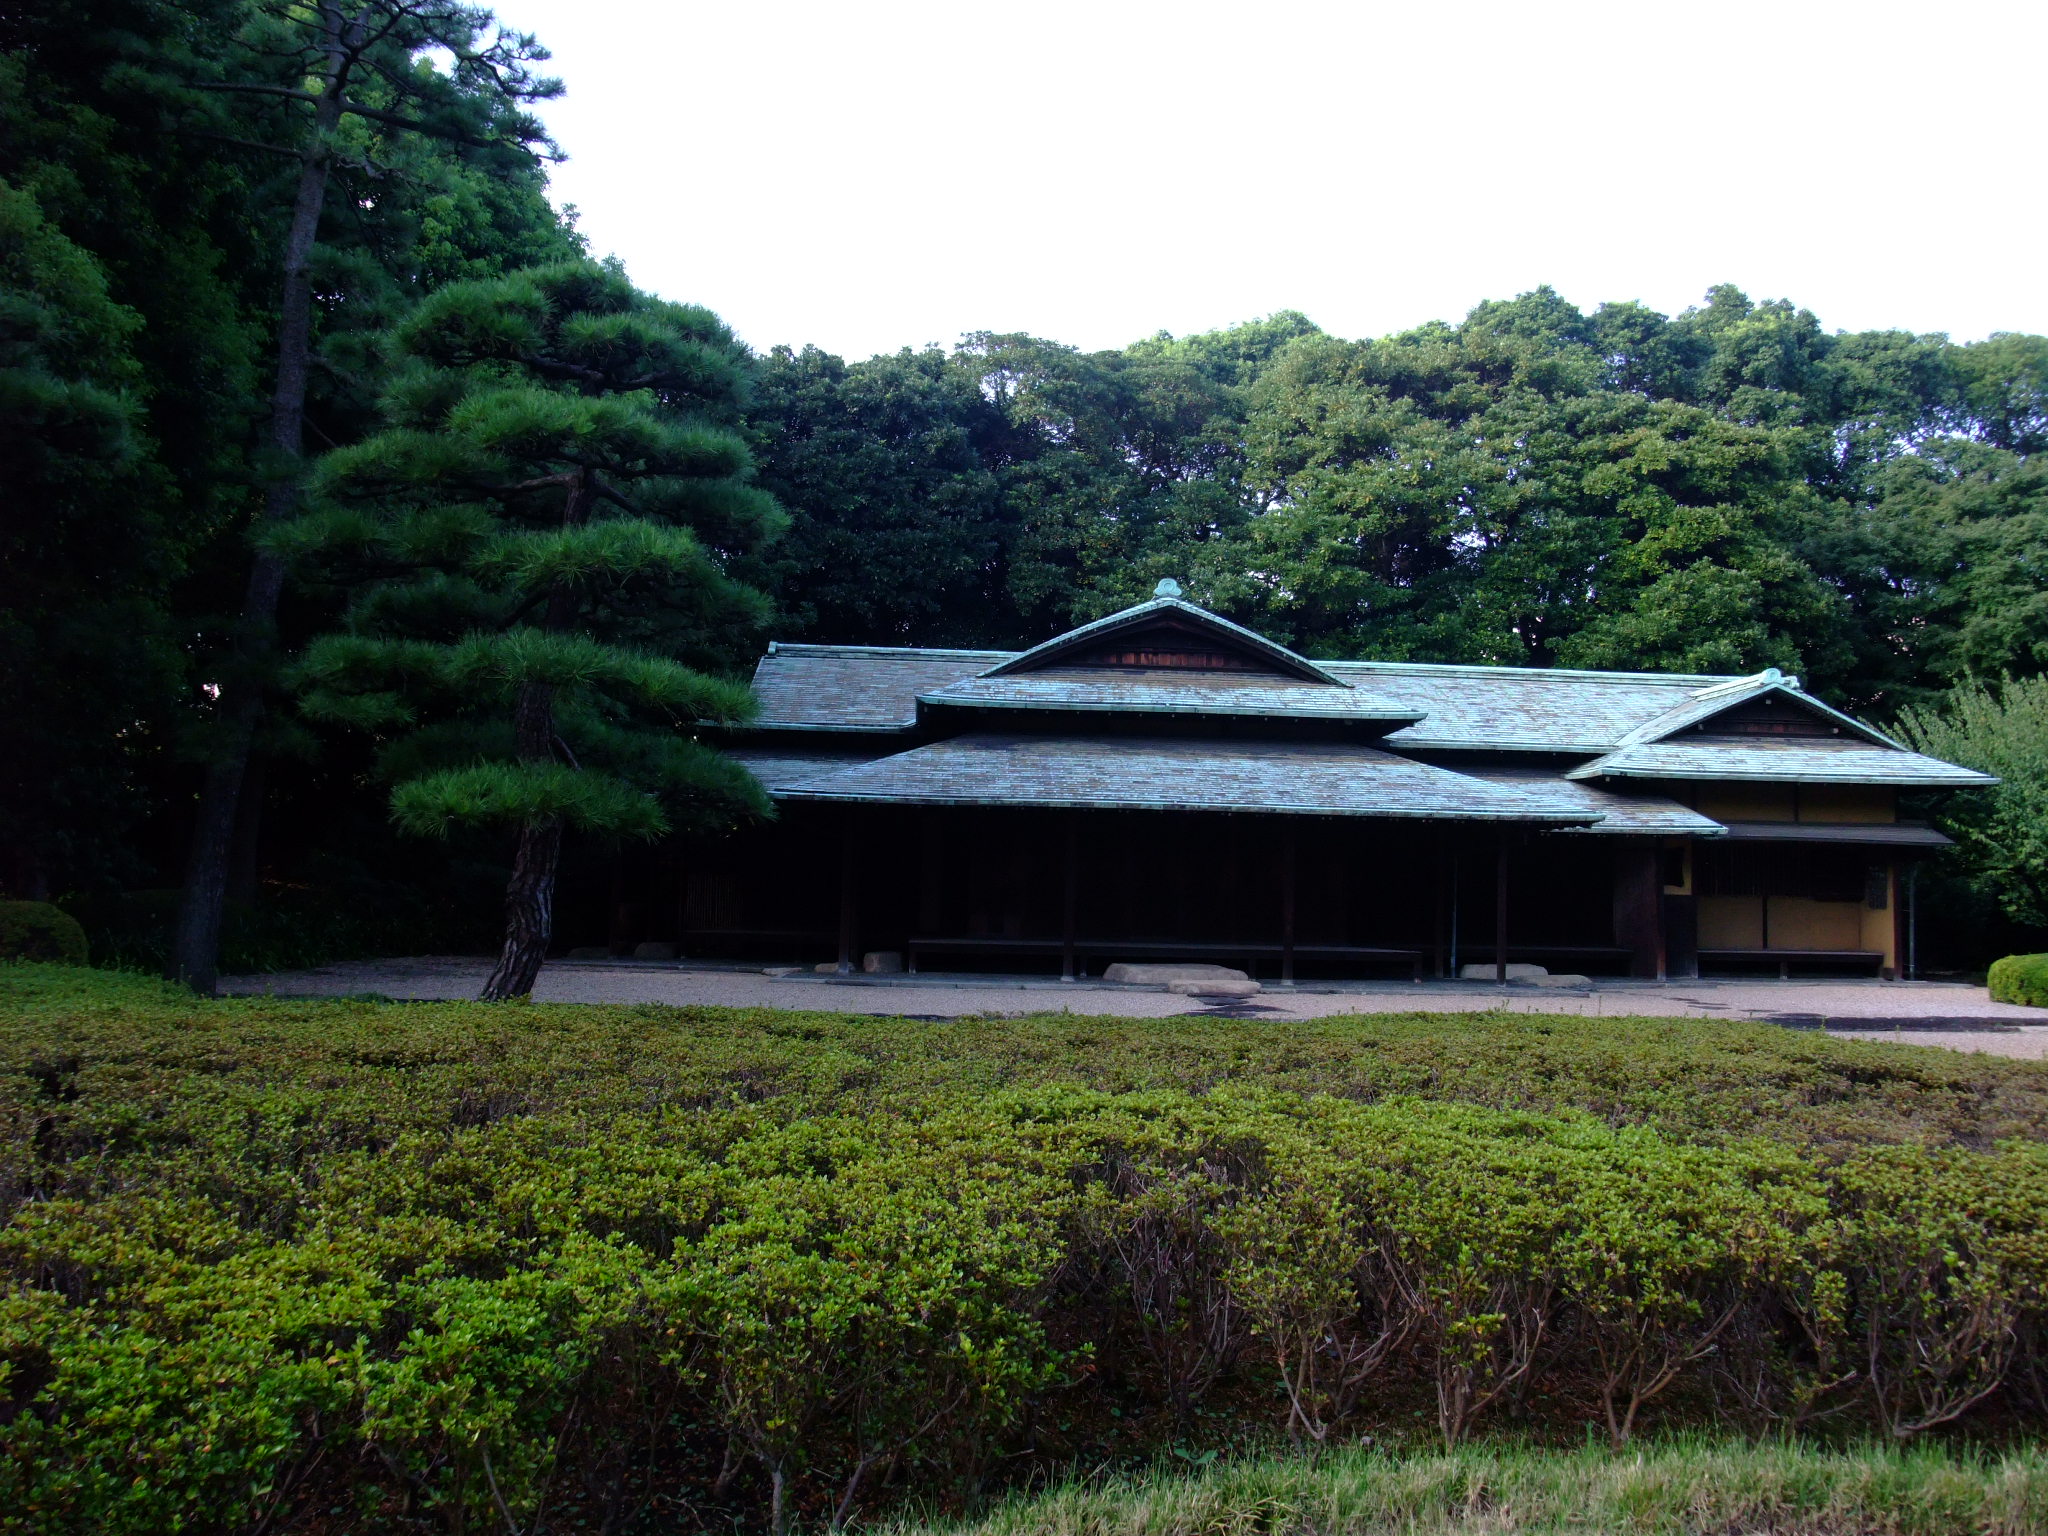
[1799,785,1896,823]
[1767,898,1864,950]
[1695,784,1797,822]
[1699,891,1892,955]
[1699,896,1763,949]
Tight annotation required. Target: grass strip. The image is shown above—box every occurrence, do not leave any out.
[894,1438,2048,1536]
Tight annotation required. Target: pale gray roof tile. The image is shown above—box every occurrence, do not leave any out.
[920,667,1423,722]
[1458,768,1727,835]
[773,734,1604,821]
[1567,737,1997,786]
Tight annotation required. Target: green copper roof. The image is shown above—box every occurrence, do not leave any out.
[1457,768,1727,835]
[920,668,1425,723]
[768,734,1604,821]
[740,601,1987,794]
[1566,738,1997,787]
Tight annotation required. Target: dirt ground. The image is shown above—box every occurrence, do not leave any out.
[219,955,2048,1060]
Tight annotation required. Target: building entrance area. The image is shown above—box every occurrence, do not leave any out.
[567,584,1985,987]
[583,806,1688,983]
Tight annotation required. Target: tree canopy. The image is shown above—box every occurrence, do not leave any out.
[5,4,2046,971]
[282,260,779,996]
[748,288,2047,721]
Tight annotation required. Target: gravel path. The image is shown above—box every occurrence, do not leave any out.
[218,956,2048,1058]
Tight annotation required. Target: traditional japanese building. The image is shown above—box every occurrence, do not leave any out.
[669,582,1992,982]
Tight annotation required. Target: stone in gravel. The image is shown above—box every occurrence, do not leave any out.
[633,942,677,961]
[1166,978,1262,997]
[1460,962,1547,980]
[863,951,904,973]
[1524,974,1591,988]
[1104,962,1250,984]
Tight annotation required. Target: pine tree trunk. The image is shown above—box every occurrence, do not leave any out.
[478,475,589,1001]
[480,812,563,1000]
[227,753,267,907]
[171,13,352,994]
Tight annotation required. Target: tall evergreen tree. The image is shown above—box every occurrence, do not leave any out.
[0,179,177,895]
[281,261,780,998]
[171,0,563,993]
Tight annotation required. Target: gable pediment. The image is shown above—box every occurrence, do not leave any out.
[1678,692,1846,739]
[982,597,1348,687]
[1061,615,1291,674]
[1606,669,1901,753]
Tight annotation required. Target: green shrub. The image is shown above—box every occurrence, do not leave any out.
[0,901,86,964]
[1990,952,2048,1007]
[5,968,2048,1532]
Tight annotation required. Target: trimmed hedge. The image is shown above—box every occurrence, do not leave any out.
[1990,953,2048,1007]
[0,902,85,965]
[5,967,2048,1534]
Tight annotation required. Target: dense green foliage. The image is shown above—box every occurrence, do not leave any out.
[895,1439,2048,1536]
[278,260,780,992]
[0,905,87,964]
[1989,955,2048,1008]
[1899,676,2048,928]
[749,298,2048,718]
[7,967,2048,1532]
[0,0,575,903]
[5,6,2046,963]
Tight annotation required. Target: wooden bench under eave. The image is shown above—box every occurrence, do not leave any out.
[1699,948,1886,980]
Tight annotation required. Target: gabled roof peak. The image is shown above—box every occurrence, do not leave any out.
[1690,666,1800,701]
[980,594,1352,688]
[1618,669,1901,751]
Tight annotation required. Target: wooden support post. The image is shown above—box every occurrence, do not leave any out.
[1494,836,1509,984]
[1061,816,1079,982]
[1449,851,1461,977]
[609,851,628,957]
[674,849,688,957]
[1432,837,1448,978]
[1613,843,1665,980]
[684,847,700,958]
[1280,823,1298,987]
[918,813,943,934]
[836,819,856,976]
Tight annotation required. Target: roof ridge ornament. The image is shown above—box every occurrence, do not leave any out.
[1691,667,1795,702]
[1153,577,1183,599]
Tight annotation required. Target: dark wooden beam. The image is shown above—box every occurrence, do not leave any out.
[1613,842,1665,980]
[1280,823,1298,986]
[1495,836,1509,984]
[836,819,856,976]
[1061,816,1079,982]
[918,812,943,934]
[1432,835,1448,978]
[609,850,628,957]
[1449,848,1461,976]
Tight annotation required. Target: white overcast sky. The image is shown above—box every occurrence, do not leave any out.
[496,0,2046,361]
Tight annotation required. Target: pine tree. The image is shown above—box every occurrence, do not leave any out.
[279,260,782,998]
[171,0,562,994]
